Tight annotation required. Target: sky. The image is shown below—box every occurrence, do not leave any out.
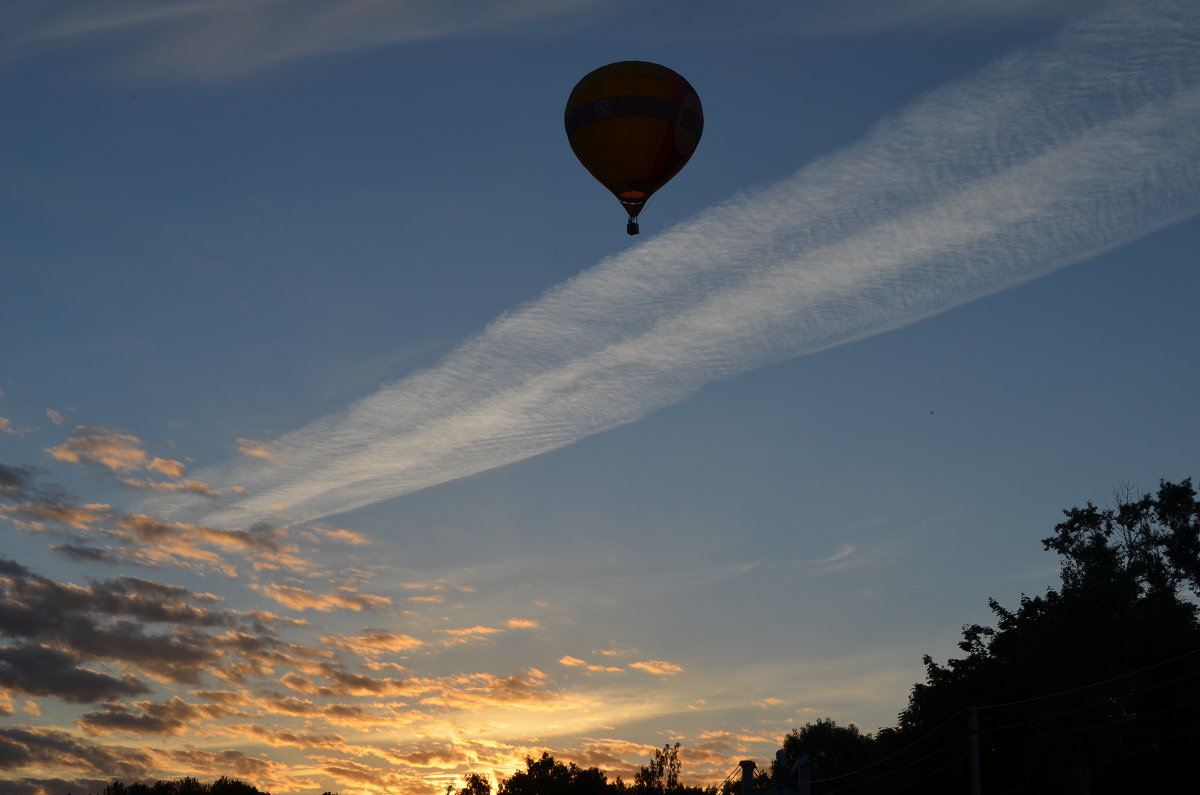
[2,0,1199,793]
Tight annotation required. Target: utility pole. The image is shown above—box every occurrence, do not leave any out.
[969,706,982,795]
[739,760,756,795]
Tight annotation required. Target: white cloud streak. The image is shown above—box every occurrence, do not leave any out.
[6,0,1085,79]
[7,0,605,78]
[167,0,1198,529]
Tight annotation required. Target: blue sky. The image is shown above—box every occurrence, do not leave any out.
[2,1,1198,793]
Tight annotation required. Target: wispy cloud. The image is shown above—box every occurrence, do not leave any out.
[5,0,1090,80]
[160,0,1198,530]
[0,416,30,436]
[250,582,392,613]
[8,0,606,78]
[45,426,226,499]
[46,427,148,472]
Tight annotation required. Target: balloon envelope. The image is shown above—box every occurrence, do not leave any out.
[565,61,703,232]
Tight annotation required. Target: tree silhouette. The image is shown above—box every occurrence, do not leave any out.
[885,478,1200,793]
[498,752,609,795]
[632,743,683,793]
[93,778,278,795]
[769,718,874,786]
[447,772,493,795]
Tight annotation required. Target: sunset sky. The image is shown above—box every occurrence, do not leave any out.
[2,1,1199,793]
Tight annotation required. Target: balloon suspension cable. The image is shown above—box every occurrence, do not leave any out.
[621,199,645,235]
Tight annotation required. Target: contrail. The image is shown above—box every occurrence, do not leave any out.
[173,0,1199,529]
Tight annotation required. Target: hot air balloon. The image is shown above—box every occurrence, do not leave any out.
[565,61,703,235]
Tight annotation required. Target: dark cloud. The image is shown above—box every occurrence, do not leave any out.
[387,745,470,768]
[191,689,252,706]
[0,465,40,501]
[0,777,109,795]
[0,561,225,683]
[0,558,301,697]
[276,661,416,698]
[0,465,82,505]
[163,748,280,780]
[49,543,123,564]
[0,725,152,777]
[0,559,30,578]
[260,693,380,726]
[0,644,150,703]
[238,725,346,751]
[78,696,237,735]
[0,465,88,533]
[115,514,284,555]
[2,464,295,576]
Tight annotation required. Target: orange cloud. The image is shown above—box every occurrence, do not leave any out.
[147,457,186,477]
[321,631,426,656]
[2,502,109,530]
[252,583,392,612]
[277,666,420,698]
[251,694,388,728]
[232,723,350,752]
[559,658,624,677]
[379,744,472,769]
[46,427,147,471]
[307,525,369,545]
[192,690,253,706]
[629,660,684,675]
[506,618,540,629]
[236,437,276,460]
[415,672,557,710]
[310,755,415,791]
[119,477,220,496]
[364,661,407,672]
[117,514,282,554]
[437,625,503,640]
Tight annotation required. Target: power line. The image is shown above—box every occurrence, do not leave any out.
[989,723,1200,794]
[983,666,1200,732]
[806,709,965,786]
[884,750,971,795]
[976,647,1200,710]
[821,739,967,793]
[986,692,1200,743]
[715,762,743,793]
[744,650,1199,793]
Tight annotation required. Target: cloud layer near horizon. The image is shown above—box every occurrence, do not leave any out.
[161,0,1200,529]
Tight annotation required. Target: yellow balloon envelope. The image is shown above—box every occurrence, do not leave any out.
[565,61,703,234]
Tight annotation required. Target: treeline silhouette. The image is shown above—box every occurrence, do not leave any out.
[91,479,1199,795]
[755,478,1200,794]
[84,777,334,795]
